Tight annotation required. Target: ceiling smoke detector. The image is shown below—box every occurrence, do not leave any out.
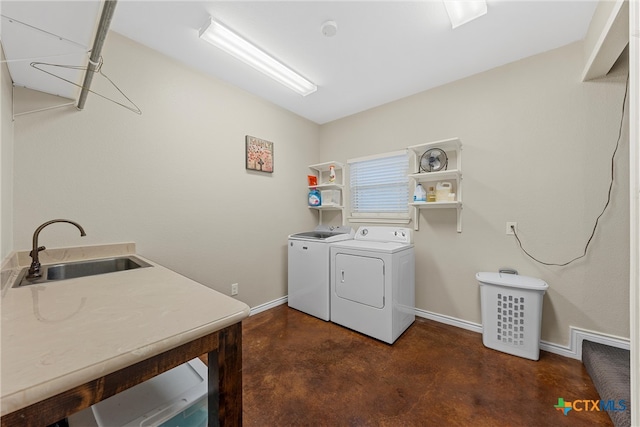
[321,21,338,37]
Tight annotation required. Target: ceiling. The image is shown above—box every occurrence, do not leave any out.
[1,1,599,124]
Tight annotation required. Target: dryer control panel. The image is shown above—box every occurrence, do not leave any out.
[354,226,412,244]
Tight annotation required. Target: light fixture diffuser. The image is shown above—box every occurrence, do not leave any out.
[199,18,317,96]
[443,0,487,29]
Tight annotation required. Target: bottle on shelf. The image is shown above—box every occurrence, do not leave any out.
[329,165,336,183]
[413,184,426,202]
[435,182,452,202]
[308,188,322,207]
[427,186,436,203]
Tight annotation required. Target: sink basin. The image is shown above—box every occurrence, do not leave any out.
[14,256,152,287]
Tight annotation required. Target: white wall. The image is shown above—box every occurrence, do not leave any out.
[1,46,14,261]
[320,41,630,345]
[12,32,319,307]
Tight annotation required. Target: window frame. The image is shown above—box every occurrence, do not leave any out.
[346,149,411,224]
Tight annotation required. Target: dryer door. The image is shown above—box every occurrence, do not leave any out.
[334,253,384,308]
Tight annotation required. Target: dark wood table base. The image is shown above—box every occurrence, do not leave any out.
[1,322,243,427]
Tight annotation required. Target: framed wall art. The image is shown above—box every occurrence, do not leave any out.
[245,135,274,173]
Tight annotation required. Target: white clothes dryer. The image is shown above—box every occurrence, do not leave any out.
[288,225,354,321]
[330,226,415,344]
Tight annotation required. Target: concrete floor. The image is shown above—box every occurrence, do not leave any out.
[241,305,613,426]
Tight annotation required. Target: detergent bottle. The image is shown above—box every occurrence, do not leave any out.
[413,184,426,202]
[436,182,452,202]
[308,188,322,206]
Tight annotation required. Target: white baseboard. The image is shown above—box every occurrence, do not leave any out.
[414,307,483,334]
[569,327,630,360]
[250,296,288,316]
[538,340,576,359]
[414,308,630,361]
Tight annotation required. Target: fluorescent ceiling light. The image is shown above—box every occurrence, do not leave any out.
[199,18,317,96]
[443,0,488,29]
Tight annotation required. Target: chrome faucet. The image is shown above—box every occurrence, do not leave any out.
[27,219,86,279]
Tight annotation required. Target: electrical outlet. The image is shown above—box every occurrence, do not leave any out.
[231,283,239,296]
[506,222,517,235]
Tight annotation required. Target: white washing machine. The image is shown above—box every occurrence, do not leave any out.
[288,225,354,321]
[330,226,415,344]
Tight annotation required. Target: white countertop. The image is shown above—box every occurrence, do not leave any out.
[0,243,250,416]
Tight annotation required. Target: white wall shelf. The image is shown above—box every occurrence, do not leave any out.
[308,161,345,225]
[409,201,461,209]
[308,161,343,172]
[310,183,343,191]
[408,170,462,182]
[308,206,344,211]
[408,138,463,232]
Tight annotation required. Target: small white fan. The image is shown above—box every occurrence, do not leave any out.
[419,148,448,173]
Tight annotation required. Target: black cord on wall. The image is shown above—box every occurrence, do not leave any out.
[512,74,629,267]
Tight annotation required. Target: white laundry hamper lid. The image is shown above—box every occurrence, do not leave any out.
[476,272,548,291]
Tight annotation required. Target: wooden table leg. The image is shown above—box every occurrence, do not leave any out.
[209,322,242,427]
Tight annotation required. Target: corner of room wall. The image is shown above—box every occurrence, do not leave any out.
[1,44,15,261]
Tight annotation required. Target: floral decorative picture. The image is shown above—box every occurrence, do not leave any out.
[245,135,274,173]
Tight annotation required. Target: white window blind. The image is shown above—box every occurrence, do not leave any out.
[348,151,409,215]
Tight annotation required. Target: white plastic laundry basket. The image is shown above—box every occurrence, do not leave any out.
[476,272,549,361]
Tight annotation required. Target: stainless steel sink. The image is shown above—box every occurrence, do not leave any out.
[14,256,152,287]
